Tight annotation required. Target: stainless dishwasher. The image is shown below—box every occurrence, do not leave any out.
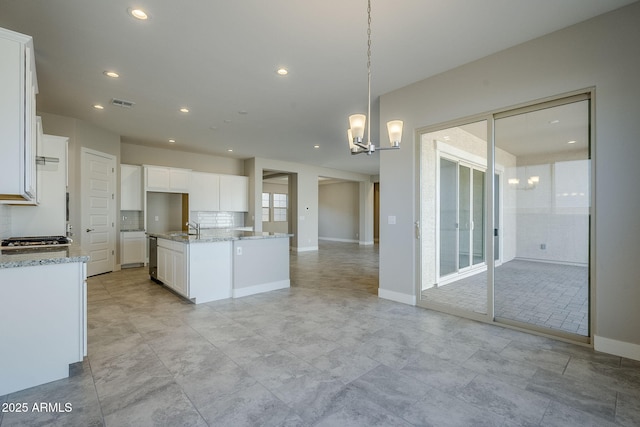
[148,235,159,282]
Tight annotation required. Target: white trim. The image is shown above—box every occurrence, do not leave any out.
[319,237,358,243]
[378,288,416,306]
[233,280,290,299]
[594,335,640,361]
[359,240,374,246]
[294,246,318,252]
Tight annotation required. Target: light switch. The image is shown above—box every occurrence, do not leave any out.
[388,215,396,225]
[236,246,243,255]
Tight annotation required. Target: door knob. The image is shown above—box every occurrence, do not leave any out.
[86,228,95,232]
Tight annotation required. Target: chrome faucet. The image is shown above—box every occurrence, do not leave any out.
[186,221,201,237]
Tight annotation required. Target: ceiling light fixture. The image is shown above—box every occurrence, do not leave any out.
[227,149,233,152]
[568,140,577,144]
[347,0,402,155]
[276,68,288,76]
[168,139,176,143]
[103,71,119,78]
[313,145,320,149]
[93,104,104,110]
[180,108,189,113]
[128,8,148,20]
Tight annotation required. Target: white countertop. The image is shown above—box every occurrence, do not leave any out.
[0,243,89,269]
[148,230,292,244]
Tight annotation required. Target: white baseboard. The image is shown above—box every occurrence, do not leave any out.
[594,335,640,361]
[114,264,121,272]
[318,237,358,243]
[378,288,416,306]
[359,240,374,246]
[294,246,318,252]
[233,280,290,299]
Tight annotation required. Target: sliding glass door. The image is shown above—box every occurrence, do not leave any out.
[421,120,489,315]
[419,94,591,340]
[493,97,591,337]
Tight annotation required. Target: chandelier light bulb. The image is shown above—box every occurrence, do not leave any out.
[387,120,403,146]
[348,114,366,142]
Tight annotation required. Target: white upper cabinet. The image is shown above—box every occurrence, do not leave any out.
[120,164,142,210]
[189,172,220,212]
[220,175,249,212]
[0,27,38,202]
[144,165,190,193]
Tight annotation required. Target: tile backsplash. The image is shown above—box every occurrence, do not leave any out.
[192,211,244,229]
[120,210,143,231]
[0,205,10,238]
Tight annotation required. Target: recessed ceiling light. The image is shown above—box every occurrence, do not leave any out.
[128,8,148,20]
[93,104,104,110]
[549,119,560,124]
[103,71,119,78]
[568,140,576,144]
[238,110,248,115]
[276,68,288,76]
[227,149,233,152]
[313,145,320,149]
[209,126,218,130]
[168,139,176,143]
[223,119,232,123]
[180,108,189,113]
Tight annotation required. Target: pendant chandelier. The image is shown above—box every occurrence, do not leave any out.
[347,0,403,155]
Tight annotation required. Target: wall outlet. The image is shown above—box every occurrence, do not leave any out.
[540,243,546,250]
[236,246,242,255]
[154,216,159,222]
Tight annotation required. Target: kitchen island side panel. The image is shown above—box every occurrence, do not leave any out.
[188,240,232,303]
[232,237,290,297]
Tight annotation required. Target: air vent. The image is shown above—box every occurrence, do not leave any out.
[111,98,135,108]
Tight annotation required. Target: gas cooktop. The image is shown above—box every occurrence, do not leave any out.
[1,236,72,249]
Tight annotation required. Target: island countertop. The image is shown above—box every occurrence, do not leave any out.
[148,230,292,244]
[0,243,90,269]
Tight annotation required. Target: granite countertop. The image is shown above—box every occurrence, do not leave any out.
[0,243,90,269]
[148,230,292,243]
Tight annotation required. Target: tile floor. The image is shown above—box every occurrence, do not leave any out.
[422,260,589,335]
[1,241,639,426]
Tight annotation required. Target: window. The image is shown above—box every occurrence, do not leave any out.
[273,193,287,222]
[262,192,270,222]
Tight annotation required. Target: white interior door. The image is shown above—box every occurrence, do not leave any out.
[81,148,115,276]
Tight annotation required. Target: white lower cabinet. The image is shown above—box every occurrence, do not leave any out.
[157,238,188,297]
[120,231,146,265]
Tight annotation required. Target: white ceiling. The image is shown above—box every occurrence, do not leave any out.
[0,0,634,175]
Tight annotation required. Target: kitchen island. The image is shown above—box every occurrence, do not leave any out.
[149,230,291,303]
[0,244,89,396]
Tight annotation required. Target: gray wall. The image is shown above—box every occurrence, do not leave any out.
[121,143,244,175]
[318,181,359,242]
[378,3,640,352]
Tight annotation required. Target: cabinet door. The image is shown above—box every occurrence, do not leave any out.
[219,175,249,212]
[121,165,142,210]
[189,172,220,212]
[157,246,168,283]
[173,250,187,296]
[146,167,170,191]
[0,29,37,202]
[122,234,146,264]
[169,169,190,192]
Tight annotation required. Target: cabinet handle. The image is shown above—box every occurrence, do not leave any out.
[86,228,95,232]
